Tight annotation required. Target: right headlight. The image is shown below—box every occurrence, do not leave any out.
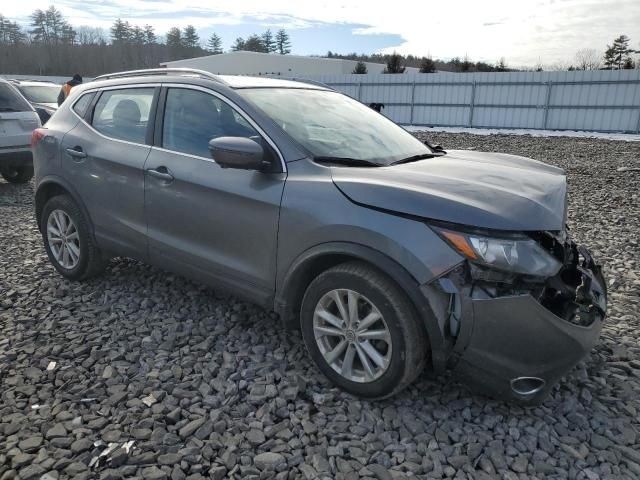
[434,226,562,278]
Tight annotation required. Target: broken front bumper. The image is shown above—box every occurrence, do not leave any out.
[437,241,607,403]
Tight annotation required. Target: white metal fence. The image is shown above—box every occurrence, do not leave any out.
[297,70,640,134]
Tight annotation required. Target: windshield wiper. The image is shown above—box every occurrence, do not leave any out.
[391,152,445,165]
[313,156,380,167]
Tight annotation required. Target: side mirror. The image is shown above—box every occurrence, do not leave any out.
[208,136,266,170]
[424,140,445,153]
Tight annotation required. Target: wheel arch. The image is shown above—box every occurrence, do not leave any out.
[275,242,448,369]
[35,176,95,240]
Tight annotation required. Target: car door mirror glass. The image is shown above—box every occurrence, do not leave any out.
[209,136,265,170]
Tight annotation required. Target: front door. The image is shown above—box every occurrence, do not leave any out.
[144,86,286,304]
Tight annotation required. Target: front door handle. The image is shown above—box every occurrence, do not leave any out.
[65,147,87,159]
[146,167,174,182]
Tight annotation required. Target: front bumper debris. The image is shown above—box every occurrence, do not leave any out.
[425,234,607,403]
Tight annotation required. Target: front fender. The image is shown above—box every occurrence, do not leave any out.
[275,241,456,372]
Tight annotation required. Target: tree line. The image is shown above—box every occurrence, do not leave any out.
[0,6,637,76]
[0,6,292,76]
[337,35,638,74]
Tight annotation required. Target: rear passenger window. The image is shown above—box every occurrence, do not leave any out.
[0,83,31,112]
[92,88,154,144]
[162,88,259,158]
[72,92,95,118]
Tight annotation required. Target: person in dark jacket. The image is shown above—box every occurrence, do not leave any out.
[57,74,83,106]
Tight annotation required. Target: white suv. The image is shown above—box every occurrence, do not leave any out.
[0,78,41,183]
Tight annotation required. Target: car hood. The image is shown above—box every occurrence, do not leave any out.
[33,102,58,111]
[330,149,567,231]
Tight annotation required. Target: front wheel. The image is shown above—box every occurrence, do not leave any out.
[300,261,428,399]
[1,165,33,184]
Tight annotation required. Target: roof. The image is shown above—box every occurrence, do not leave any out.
[6,79,59,86]
[161,50,384,66]
[218,75,328,89]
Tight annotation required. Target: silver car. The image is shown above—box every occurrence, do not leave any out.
[8,79,60,124]
[0,78,41,184]
[32,68,607,402]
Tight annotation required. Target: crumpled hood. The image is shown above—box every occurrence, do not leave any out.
[331,149,567,231]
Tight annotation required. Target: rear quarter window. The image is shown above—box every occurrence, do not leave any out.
[0,83,32,112]
[72,92,96,118]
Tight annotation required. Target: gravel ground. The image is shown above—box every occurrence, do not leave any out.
[1,133,639,480]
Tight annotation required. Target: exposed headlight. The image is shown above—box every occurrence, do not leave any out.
[434,227,562,278]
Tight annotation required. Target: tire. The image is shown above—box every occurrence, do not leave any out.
[40,195,107,280]
[1,165,33,184]
[300,261,428,399]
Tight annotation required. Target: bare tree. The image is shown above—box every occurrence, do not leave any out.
[574,48,601,70]
[76,26,106,45]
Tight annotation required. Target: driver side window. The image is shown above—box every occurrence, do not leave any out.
[162,88,259,158]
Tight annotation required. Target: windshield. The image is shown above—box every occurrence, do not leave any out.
[0,84,32,112]
[238,88,431,166]
[17,85,60,104]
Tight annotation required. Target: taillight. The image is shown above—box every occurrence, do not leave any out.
[31,128,46,148]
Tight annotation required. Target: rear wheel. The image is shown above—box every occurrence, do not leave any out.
[1,165,33,184]
[41,195,107,280]
[301,261,428,399]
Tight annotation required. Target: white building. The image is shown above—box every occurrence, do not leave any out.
[160,51,419,76]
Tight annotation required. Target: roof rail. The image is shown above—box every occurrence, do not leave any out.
[289,77,333,90]
[93,68,226,84]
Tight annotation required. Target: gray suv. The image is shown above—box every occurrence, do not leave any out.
[33,68,607,402]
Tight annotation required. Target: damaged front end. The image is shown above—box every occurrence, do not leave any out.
[423,229,607,403]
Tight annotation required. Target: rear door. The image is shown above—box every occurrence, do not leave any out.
[0,83,40,152]
[144,85,286,304]
[60,86,158,259]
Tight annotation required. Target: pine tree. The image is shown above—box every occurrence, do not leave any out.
[29,9,48,43]
[605,35,633,70]
[352,61,367,74]
[275,29,291,55]
[166,27,182,48]
[603,46,616,69]
[182,25,199,49]
[132,26,145,45]
[419,57,436,73]
[384,52,405,73]
[495,58,508,72]
[143,25,156,45]
[231,37,245,51]
[110,18,131,44]
[207,33,223,54]
[244,34,266,52]
[261,29,276,53]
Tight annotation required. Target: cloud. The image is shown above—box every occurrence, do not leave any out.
[4,0,640,66]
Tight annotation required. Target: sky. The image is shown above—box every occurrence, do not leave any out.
[3,0,640,67]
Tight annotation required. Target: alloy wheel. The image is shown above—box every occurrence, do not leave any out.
[47,209,81,269]
[313,289,392,383]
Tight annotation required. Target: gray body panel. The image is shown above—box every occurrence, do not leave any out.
[60,119,150,260]
[276,159,463,287]
[144,147,285,304]
[332,150,567,231]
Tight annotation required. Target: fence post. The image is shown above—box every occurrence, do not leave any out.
[543,81,553,130]
[357,81,362,102]
[636,107,640,134]
[469,81,476,127]
[409,80,416,125]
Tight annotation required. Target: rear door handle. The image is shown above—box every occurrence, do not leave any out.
[66,147,87,159]
[146,167,174,182]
